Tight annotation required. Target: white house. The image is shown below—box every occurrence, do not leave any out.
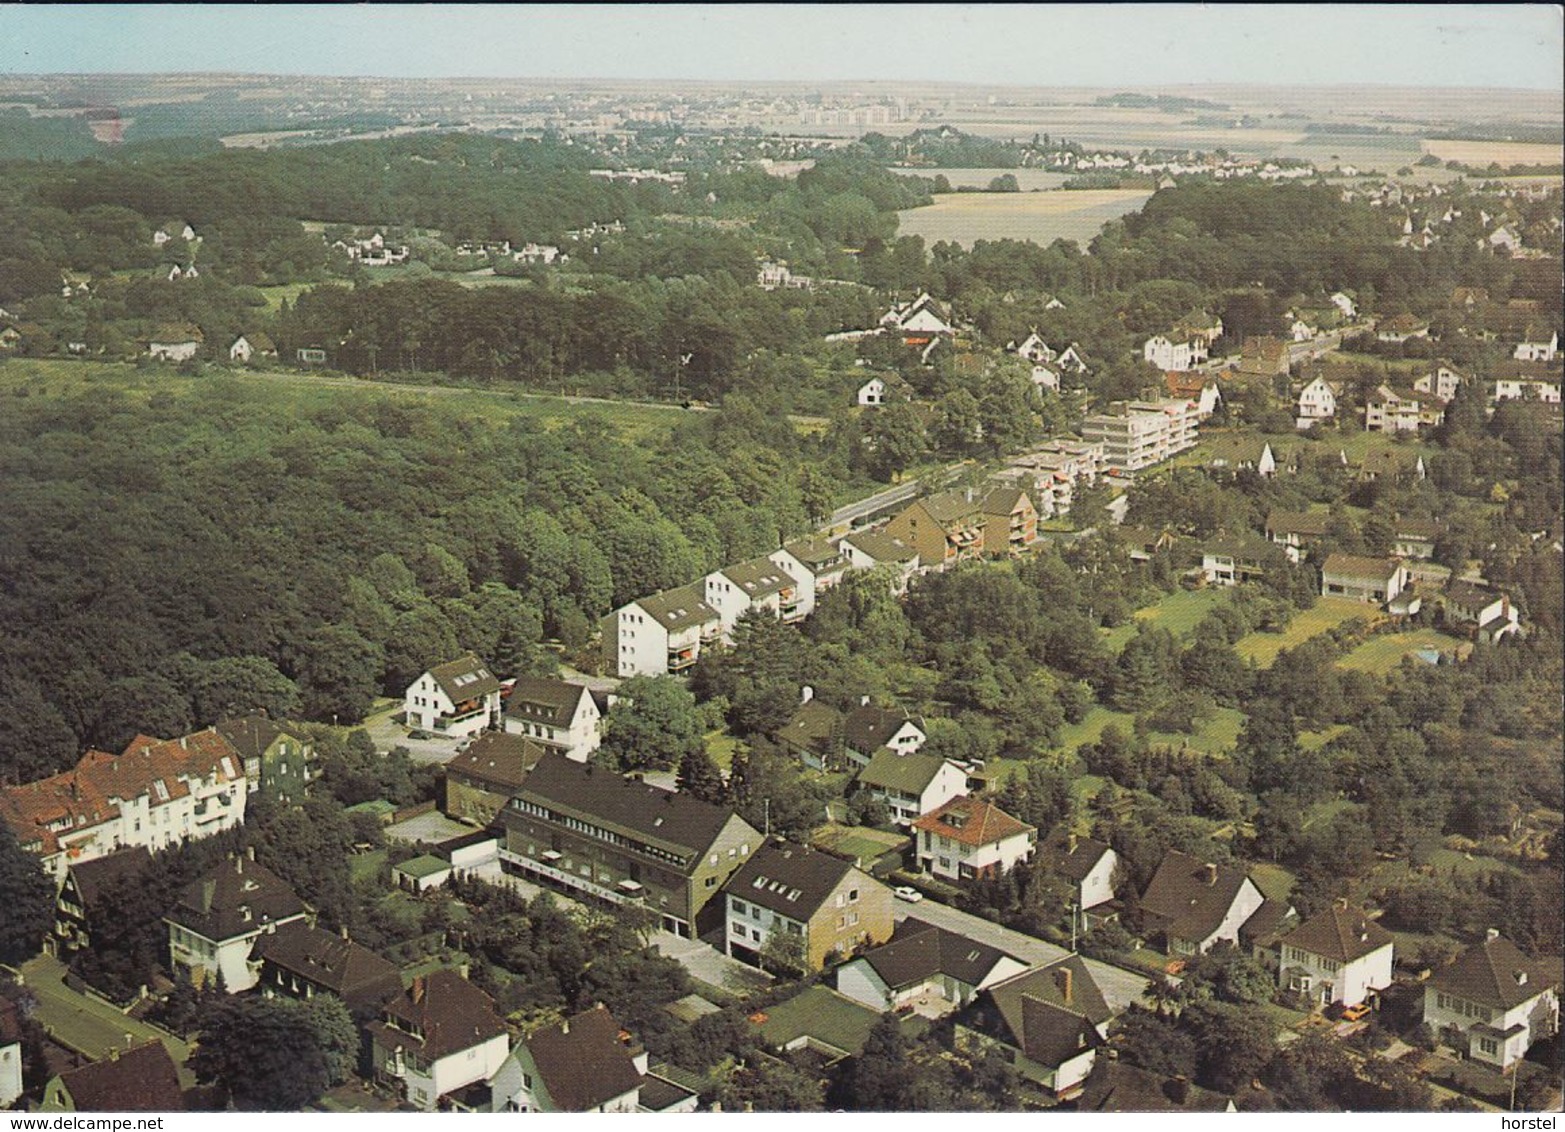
[704,556,803,641]
[856,751,967,827]
[1321,553,1409,606]
[1492,377,1562,405]
[228,333,276,363]
[369,970,510,1111]
[163,856,307,992]
[1488,226,1522,254]
[1276,902,1394,1009]
[404,653,502,739]
[603,583,720,677]
[836,530,920,593]
[1289,319,1318,342]
[1040,832,1119,912]
[148,325,202,362]
[1289,375,1339,429]
[882,292,955,337]
[1364,385,1423,432]
[843,703,926,766]
[1413,364,1463,403]
[1,1000,24,1109]
[502,677,601,762]
[857,375,910,407]
[836,919,1028,1014]
[1443,581,1523,643]
[488,1006,646,1112]
[1514,331,1558,363]
[1139,852,1267,956]
[958,958,1114,1097]
[1142,335,1203,372]
[1014,332,1056,364]
[910,796,1037,883]
[1056,343,1089,374]
[769,536,849,621]
[1423,931,1560,1072]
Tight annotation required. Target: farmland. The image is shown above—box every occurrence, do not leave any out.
[1420,138,1564,166]
[896,188,1152,248]
[887,167,1071,191]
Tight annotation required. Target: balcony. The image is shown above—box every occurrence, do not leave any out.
[434,704,490,731]
[668,648,698,673]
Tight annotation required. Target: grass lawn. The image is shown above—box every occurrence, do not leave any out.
[1057,706,1136,750]
[704,729,740,772]
[1101,588,1227,653]
[1051,704,1244,759]
[350,848,389,884]
[897,188,1153,248]
[1299,724,1348,751]
[1249,861,1298,902]
[1336,628,1468,675]
[1233,597,1372,667]
[255,280,316,312]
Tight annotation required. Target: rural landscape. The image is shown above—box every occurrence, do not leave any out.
[0,6,1561,1119]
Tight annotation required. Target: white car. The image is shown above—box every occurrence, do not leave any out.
[893,886,923,903]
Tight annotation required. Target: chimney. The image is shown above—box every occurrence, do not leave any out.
[1164,1076,1191,1105]
[236,855,244,875]
[561,1019,570,1036]
[860,695,870,707]
[1335,896,1349,910]
[246,845,256,862]
[1202,862,1218,886]
[1067,832,1078,854]
[179,736,187,750]
[458,962,470,980]
[800,685,814,704]
[1054,965,1073,1004]
[410,976,426,1003]
[1515,970,1528,986]
[1486,928,1501,943]
[340,924,350,941]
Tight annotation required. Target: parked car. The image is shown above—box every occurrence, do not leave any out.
[1340,1002,1372,1022]
[893,886,923,903]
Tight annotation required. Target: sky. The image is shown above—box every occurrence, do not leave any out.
[0,4,1560,91]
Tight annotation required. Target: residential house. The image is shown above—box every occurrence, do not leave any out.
[444,732,546,826]
[1176,310,1224,349]
[980,486,1040,556]
[52,846,152,957]
[1037,831,1119,913]
[835,918,1028,1014]
[1056,343,1089,374]
[393,855,451,893]
[1200,535,1280,587]
[957,957,1115,1097]
[404,653,502,739]
[770,535,850,620]
[1236,336,1290,378]
[880,292,955,343]
[856,751,968,827]
[489,1006,647,1112]
[911,796,1037,882]
[1138,851,1266,956]
[228,332,277,363]
[1295,375,1339,429]
[603,583,720,677]
[1423,931,1559,1072]
[0,998,21,1109]
[1514,331,1558,363]
[41,1042,185,1112]
[164,855,308,991]
[1358,448,1427,483]
[496,754,762,937]
[502,677,601,762]
[1081,399,1200,473]
[1330,292,1358,319]
[1241,898,1301,975]
[147,324,202,362]
[214,713,314,805]
[1276,901,1394,1009]
[835,529,919,594]
[1142,335,1204,373]
[295,346,328,365]
[1488,226,1522,255]
[1391,518,1444,560]
[1320,553,1409,606]
[1289,318,1318,342]
[1115,525,1180,563]
[255,920,404,1015]
[1413,363,1463,403]
[1450,287,1490,311]
[747,984,890,1066]
[884,489,987,570]
[704,556,803,640]
[775,694,845,770]
[1204,436,1277,478]
[1443,581,1522,643]
[1077,1062,1236,1113]
[513,243,562,266]
[0,729,248,885]
[1376,314,1431,343]
[842,704,928,766]
[1491,361,1563,406]
[856,375,912,407]
[723,842,894,972]
[1365,385,1429,432]
[1013,331,1056,364]
[368,969,510,1111]
[1164,371,1222,418]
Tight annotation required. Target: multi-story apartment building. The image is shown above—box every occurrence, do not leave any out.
[602,583,721,677]
[496,755,762,938]
[214,713,315,806]
[403,653,502,739]
[769,536,850,621]
[1081,399,1199,473]
[705,556,803,640]
[723,843,894,972]
[502,677,602,762]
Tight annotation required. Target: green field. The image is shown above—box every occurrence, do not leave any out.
[256,280,316,312]
[1102,588,1228,653]
[705,729,740,772]
[896,188,1153,248]
[1337,628,1468,675]
[1234,597,1371,667]
[1052,703,1244,758]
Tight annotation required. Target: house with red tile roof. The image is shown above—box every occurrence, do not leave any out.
[911,796,1037,883]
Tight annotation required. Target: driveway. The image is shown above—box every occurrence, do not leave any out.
[361,699,466,764]
[653,930,772,998]
[19,956,195,1086]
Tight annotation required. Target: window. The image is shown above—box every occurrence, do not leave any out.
[732,921,746,936]
[1478,1038,1498,1056]
[733,900,747,916]
[705,876,717,888]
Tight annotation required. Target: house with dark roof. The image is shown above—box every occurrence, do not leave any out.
[488,1005,647,1112]
[214,713,314,805]
[1365,385,1429,432]
[856,751,967,827]
[496,755,761,938]
[228,332,277,363]
[367,969,510,1111]
[1321,553,1409,606]
[403,653,502,739]
[910,796,1036,883]
[53,846,152,957]
[704,556,803,640]
[164,854,308,991]
[1391,517,1444,560]
[1357,448,1426,482]
[603,582,721,677]
[1265,508,1332,563]
[842,703,926,768]
[1203,436,1277,478]
[147,323,203,362]
[501,676,601,762]
[1076,1061,1235,1112]
[443,732,545,827]
[42,1042,185,1112]
[1200,534,1283,588]
[1038,831,1119,912]
[835,529,920,593]
[1138,851,1266,957]
[770,536,850,619]
[724,842,893,972]
[835,917,1028,1014]
[1423,931,1560,1072]
[1442,581,1523,643]
[883,486,1038,572]
[775,695,845,770]
[956,957,1115,1097]
[1276,901,1394,1009]
[255,921,404,1015]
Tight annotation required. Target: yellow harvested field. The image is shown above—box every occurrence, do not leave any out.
[1421,139,1563,166]
[897,189,1152,248]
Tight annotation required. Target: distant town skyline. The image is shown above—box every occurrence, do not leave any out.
[0,4,1561,92]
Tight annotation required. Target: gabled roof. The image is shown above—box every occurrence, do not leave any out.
[1280,903,1393,964]
[1039,833,1114,883]
[843,704,921,754]
[776,699,843,755]
[1429,935,1557,1011]
[446,731,545,791]
[426,653,500,703]
[727,842,859,920]
[1393,518,1444,540]
[522,1005,643,1112]
[1321,553,1402,582]
[65,845,152,908]
[1444,579,1501,614]
[978,486,1031,518]
[917,488,988,528]
[857,750,950,795]
[213,713,307,761]
[715,555,797,599]
[911,796,1034,848]
[504,676,589,729]
[515,754,742,861]
[165,856,306,943]
[369,968,506,1062]
[1139,851,1254,946]
[781,535,847,572]
[255,921,404,1011]
[837,529,918,565]
[977,959,1110,1066]
[1239,897,1297,949]
[633,583,718,631]
[1079,1062,1233,1112]
[859,917,1019,991]
[150,323,203,343]
[52,1041,185,1112]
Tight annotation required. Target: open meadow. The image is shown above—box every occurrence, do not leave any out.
[896,188,1152,248]
[1420,138,1564,166]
